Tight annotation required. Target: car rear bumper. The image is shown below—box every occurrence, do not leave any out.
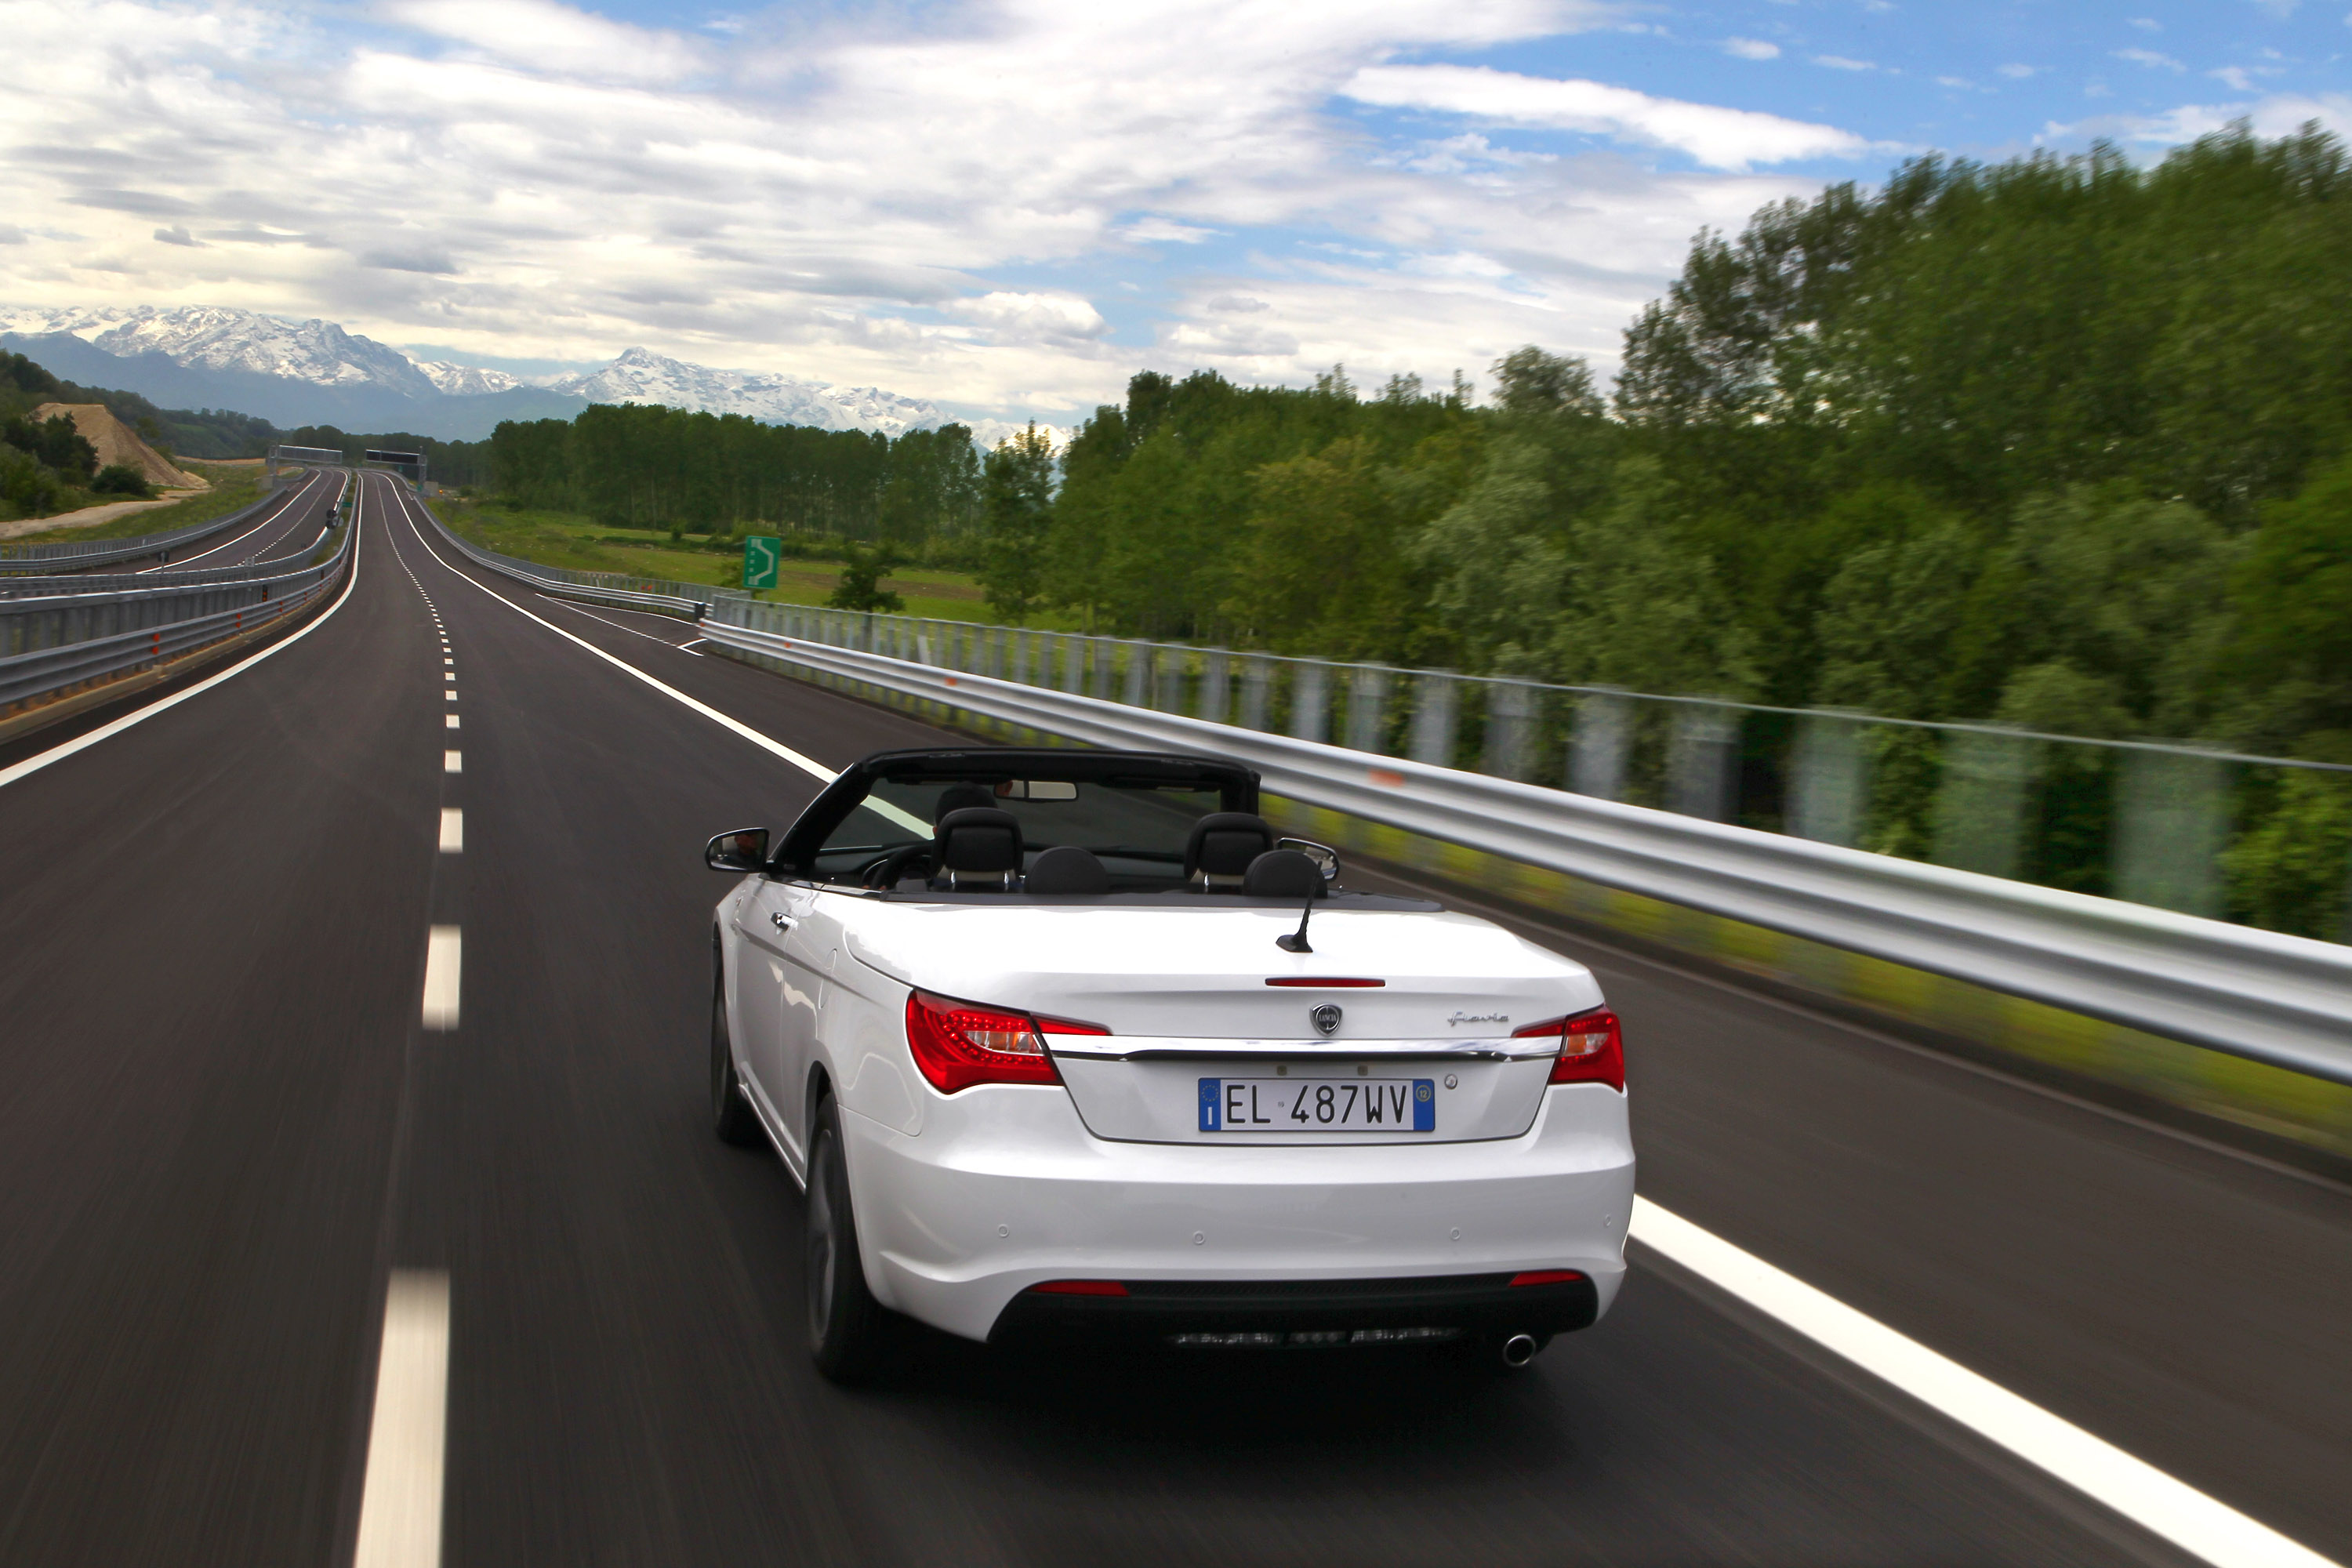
[988,1270,1600,1348]
[839,1081,1635,1344]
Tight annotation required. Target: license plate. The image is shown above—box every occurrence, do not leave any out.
[1197,1077,1436,1133]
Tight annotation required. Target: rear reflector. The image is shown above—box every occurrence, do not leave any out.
[1027,1279,1129,1297]
[1508,1269,1588,1287]
[1265,977,1385,988]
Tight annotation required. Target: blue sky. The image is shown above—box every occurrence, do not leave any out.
[2,0,2346,427]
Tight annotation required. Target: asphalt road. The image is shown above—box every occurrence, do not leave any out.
[1,470,2345,1566]
[72,465,340,575]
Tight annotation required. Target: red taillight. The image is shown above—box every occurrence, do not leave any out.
[1263,977,1386,988]
[1509,1269,1587,1287]
[903,990,1105,1094]
[1026,1279,1129,1297]
[1514,1007,1624,1091]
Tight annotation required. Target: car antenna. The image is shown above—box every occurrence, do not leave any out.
[1276,880,1314,954]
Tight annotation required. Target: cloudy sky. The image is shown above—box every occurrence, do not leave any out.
[2,0,2347,424]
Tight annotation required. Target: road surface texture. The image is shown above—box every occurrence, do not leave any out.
[1,470,2344,1566]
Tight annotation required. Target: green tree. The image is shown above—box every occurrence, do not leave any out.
[980,423,1055,619]
[827,541,906,613]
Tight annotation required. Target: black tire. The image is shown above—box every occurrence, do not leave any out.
[711,953,762,1147]
[806,1098,891,1382]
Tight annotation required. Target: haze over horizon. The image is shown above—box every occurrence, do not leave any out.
[3,0,2347,429]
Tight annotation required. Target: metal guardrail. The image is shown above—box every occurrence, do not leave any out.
[0,468,321,575]
[695,603,2352,1088]
[409,501,711,620]
[0,476,354,720]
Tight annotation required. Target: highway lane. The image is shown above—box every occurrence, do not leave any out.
[0,468,2341,1564]
[53,466,343,576]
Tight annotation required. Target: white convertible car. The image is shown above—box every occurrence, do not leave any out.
[706,747,1635,1380]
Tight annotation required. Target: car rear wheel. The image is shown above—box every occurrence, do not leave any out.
[710,956,761,1147]
[806,1098,890,1382]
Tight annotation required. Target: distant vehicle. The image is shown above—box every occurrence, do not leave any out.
[705,747,1635,1379]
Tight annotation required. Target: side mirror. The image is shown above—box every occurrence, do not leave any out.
[704,827,770,873]
[1278,837,1340,882]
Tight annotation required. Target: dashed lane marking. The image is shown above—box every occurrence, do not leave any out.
[420,926,460,1031]
[437,809,463,853]
[443,750,461,774]
[444,691,457,702]
[351,1269,449,1568]
[445,714,459,730]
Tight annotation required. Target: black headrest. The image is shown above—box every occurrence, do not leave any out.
[1185,812,1276,880]
[935,808,1022,873]
[1243,848,1322,898]
[1024,845,1109,895]
[935,782,996,822]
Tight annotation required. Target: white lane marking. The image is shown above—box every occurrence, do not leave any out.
[352,1269,449,1568]
[132,469,325,573]
[442,658,452,666]
[443,750,461,774]
[444,691,456,702]
[442,672,455,682]
[680,637,708,652]
[1629,1197,2339,1568]
[0,473,365,792]
[420,926,461,1030]
[445,714,459,730]
[543,598,704,655]
[437,808,463,853]
[388,498,830,779]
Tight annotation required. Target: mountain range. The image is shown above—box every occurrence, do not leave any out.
[0,304,957,443]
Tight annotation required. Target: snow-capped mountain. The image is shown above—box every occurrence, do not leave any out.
[412,358,522,396]
[543,346,942,438]
[0,304,972,441]
[0,304,442,397]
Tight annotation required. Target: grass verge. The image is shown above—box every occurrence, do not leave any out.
[3,461,270,546]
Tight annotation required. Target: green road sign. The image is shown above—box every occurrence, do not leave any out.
[742,535,780,590]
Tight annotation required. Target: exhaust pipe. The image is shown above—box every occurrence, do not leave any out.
[1501,1334,1539,1368]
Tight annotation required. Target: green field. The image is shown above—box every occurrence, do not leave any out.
[438,501,1001,622]
[4,461,270,546]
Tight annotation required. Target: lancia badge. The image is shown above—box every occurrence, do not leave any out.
[1311,1004,1342,1036]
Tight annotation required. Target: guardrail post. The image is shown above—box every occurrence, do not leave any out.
[1010,630,1031,684]
[1090,639,1114,701]
[1789,713,1867,846]
[1239,655,1271,731]
[1668,702,1740,821]
[1156,645,1187,713]
[1570,689,1630,800]
[1200,649,1230,724]
[1347,666,1388,754]
[1290,661,1329,744]
[1410,672,1457,767]
[2113,749,2229,916]
[1483,681,1533,781]
[1933,729,2037,879]
[1053,634,1078,694]
[1123,642,1151,708]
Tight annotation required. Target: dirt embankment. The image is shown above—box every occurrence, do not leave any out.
[29,404,205,489]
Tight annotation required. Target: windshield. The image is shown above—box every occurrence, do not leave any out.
[813,775,1227,887]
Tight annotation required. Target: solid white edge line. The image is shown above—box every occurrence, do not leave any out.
[0,471,362,792]
[132,467,325,573]
[380,486,942,832]
[420,925,460,1030]
[379,474,2336,1564]
[351,1269,449,1568]
[437,808,463,853]
[543,597,703,655]
[1628,1196,2339,1568]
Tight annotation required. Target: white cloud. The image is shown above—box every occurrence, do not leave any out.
[1813,55,1875,71]
[377,0,706,82]
[0,0,1857,416]
[1341,63,1870,171]
[2114,47,2187,71]
[1722,37,1779,60]
[1117,216,1216,244]
[2212,65,2257,90]
[2129,16,2161,27]
[1936,74,1974,89]
[1998,63,2038,79]
[2053,89,2352,147]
